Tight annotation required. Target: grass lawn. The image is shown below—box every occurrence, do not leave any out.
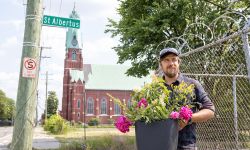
[54,126,136,150]
[55,126,135,139]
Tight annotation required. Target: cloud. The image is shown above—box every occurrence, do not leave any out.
[0,36,19,49]
[10,0,24,7]
[0,52,4,57]
[83,36,119,64]
[0,36,20,57]
[78,0,120,22]
[0,72,19,100]
[0,20,24,31]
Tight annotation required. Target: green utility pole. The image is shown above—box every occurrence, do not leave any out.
[11,0,43,150]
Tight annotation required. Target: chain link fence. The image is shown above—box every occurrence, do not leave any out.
[174,14,250,150]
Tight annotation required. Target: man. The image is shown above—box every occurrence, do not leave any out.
[159,48,215,150]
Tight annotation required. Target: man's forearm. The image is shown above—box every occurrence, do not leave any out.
[192,109,214,123]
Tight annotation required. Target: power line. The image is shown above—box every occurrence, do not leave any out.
[49,0,51,14]
[58,0,63,15]
[35,46,51,126]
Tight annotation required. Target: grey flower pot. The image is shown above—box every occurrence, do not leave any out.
[135,119,178,150]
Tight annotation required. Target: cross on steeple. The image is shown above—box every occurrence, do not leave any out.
[73,2,76,11]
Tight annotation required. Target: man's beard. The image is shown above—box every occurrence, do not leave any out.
[163,68,178,78]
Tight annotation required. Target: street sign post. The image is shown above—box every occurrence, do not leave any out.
[43,15,80,29]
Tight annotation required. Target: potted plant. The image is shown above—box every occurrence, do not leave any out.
[108,75,194,150]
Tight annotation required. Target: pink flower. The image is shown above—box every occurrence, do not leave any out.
[137,98,148,108]
[170,111,180,119]
[114,116,133,133]
[179,106,193,121]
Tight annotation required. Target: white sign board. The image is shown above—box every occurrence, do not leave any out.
[22,57,38,78]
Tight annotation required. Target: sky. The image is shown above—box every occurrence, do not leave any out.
[0,0,123,118]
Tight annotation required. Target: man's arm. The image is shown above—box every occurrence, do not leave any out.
[178,109,214,130]
[179,78,215,130]
[191,108,214,123]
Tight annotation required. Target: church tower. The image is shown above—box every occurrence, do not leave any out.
[61,7,85,122]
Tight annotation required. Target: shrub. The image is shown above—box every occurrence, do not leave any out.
[71,120,76,126]
[88,117,100,126]
[107,118,114,125]
[44,114,69,134]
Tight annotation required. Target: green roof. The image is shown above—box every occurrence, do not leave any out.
[69,70,84,83]
[84,64,152,90]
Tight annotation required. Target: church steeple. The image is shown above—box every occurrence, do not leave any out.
[66,6,82,50]
[62,5,85,122]
[70,3,79,19]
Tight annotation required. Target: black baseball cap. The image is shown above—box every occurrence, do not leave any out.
[159,48,179,59]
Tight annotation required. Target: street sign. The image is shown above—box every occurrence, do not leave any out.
[43,15,80,29]
[22,57,38,78]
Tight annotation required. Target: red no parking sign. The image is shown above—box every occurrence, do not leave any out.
[22,57,38,78]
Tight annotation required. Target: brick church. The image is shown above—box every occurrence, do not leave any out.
[60,8,150,124]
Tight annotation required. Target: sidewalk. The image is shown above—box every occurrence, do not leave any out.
[0,127,13,150]
[0,126,60,150]
[33,126,60,149]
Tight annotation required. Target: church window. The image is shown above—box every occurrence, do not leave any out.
[127,99,132,109]
[100,98,107,114]
[87,97,94,114]
[114,103,121,115]
[77,99,81,109]
[72,50,77,60]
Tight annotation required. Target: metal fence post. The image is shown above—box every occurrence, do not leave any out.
[233,75,239,150]
[241,18,250,82]
[233,64,243,150]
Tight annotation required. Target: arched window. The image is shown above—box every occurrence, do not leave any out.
[100,98,107,114]
[77,99,81,109]
[114,103,121,115]
[127,99,132,108]
[87,97,94,114]
[72,50,76,60]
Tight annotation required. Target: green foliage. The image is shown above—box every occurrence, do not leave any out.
[107,118,114,124]
[105,0,250,77]
[47,91,58,118]
[59,141,84,150]
[70,121,86,128]
[108,75,194,123]
[88,117,100,126]
[0,89,15,120]
[44,114,69,134]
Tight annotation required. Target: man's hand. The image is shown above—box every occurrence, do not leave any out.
[178,119,188,131]
[178,109,215,131]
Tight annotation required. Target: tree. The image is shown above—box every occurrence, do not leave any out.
[0,89,15,120]
[105,0,250,77]
[47,91,58,118]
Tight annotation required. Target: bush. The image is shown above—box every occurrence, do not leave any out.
[88,118,100,126]
[108,118,114,125]
[44,114,69,134]
[71,120,76,126]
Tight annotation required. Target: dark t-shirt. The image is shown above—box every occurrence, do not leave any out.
[164,74,215,149]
